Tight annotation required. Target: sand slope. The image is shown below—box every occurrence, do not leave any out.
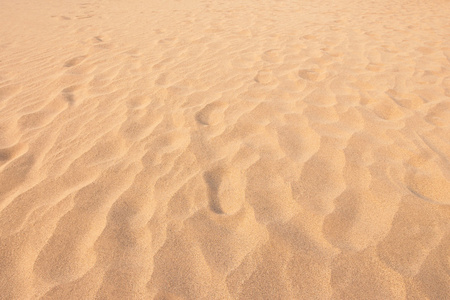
[0,0,450,298]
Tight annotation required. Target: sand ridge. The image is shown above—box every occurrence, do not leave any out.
[0,0,450,298]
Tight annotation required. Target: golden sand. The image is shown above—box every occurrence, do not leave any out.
[0,0,449,298]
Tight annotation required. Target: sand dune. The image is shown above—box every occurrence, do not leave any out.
[0,0,449,298]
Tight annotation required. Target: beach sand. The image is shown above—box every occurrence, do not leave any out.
[0,0,449,298]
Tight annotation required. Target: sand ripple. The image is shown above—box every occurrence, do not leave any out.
[0,0,449,298]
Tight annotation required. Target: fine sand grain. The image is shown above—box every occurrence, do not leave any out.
[1,0,450,298]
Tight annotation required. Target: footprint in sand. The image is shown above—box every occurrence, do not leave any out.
[195,101,227,125]
[204,166,245,215]
[64,55,87,67]
[254,69,275,85]
[298,68,324,81]
[61,85,82,105]
[262,49,282,63]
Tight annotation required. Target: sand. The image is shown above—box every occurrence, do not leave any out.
[0,0,449,298]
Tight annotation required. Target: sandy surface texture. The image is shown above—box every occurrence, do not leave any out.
[1,0,450,298]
